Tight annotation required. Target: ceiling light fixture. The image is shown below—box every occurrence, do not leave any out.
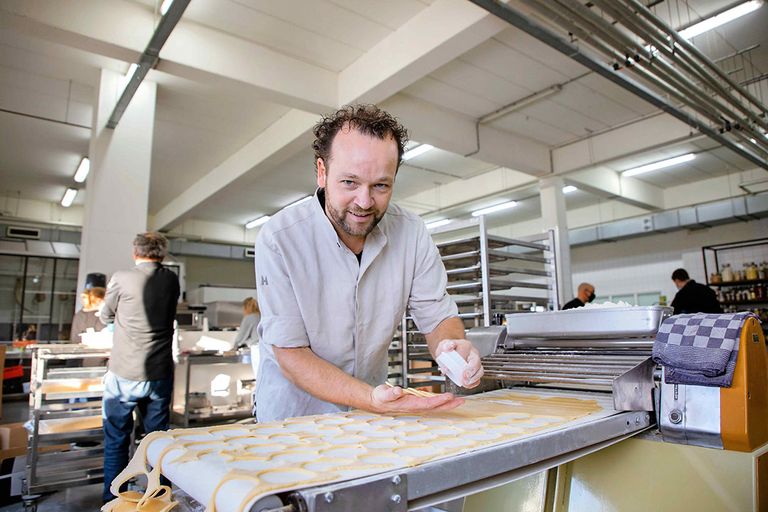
[679,1,762,40]
[160,0,175,16]
[425,219,453,229]
[73,157,90,183]
[284,196,313,209]
[622,153,696,177]
[245,216,270,229]
[107,0,190,129]
[61,188,77,208]
[471,200,517,217]
[562,185,578,194]
[402,144,434,161]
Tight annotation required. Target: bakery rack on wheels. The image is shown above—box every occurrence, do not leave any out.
[22,344,110,512]
[401,215,559,391]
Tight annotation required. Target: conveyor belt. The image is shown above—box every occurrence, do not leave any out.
[144,389,649,512]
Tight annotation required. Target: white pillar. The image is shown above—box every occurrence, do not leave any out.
[539,176,572,308]
[77,69,157,295]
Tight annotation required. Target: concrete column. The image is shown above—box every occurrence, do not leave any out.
[539,176,572,308]
[77,69,156,295]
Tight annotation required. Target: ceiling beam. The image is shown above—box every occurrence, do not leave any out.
[150,109,317,231]
[552,114,696,174]
[383,94,551,175]
[339,0,507,105]
[566,166,665,210]
[152,0,522,229]
[0,0,337,113]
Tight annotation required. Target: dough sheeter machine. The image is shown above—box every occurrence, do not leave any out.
[137,306,766,512]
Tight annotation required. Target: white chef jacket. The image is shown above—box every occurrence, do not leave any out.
[254,189,458,421]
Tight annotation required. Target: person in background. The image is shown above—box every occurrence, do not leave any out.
[233,296,260,348]
[670,268,722,315]
[99,232,180,504]
[562,282,596,310]
[69,287,106,342]
[254,104,484,423]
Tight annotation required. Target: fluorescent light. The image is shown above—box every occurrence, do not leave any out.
[562,185,578,194]
[284,196,313,209]
[622,153,695,177]
[160,0,174,16]
[471,201,517,217]
[73,157,90,183]
[425,219,453,229]
[403,144,433,161]
[679,1,762,40]
[61,188,77,208]
[245,216,270,229]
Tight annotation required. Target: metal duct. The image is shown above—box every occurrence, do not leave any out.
[569,191,768,246]
[167,239,252,260]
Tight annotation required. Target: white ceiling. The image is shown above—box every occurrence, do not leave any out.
[0,0,765,236]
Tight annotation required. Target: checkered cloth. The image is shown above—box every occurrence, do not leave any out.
[652,312,758,387]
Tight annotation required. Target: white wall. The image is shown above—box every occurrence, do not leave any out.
[570,218,768,304]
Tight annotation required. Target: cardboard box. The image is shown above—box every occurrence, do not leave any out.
[0,423,27,450]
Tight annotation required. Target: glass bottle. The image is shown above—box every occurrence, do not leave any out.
[721,263,734,282]
[746,262,759,281]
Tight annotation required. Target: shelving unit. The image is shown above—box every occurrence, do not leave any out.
[24,344,110,504]
[400,216,559,389]
[703,238,768,328]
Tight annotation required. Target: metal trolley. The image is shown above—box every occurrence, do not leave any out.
[23,344,109,511]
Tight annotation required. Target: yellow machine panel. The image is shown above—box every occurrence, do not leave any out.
[721,317,768,452]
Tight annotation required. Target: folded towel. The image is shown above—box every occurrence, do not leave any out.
[652,312,758,387]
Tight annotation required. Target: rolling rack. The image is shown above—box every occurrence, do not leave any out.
[23,344,110,511]
[401,216,559,390]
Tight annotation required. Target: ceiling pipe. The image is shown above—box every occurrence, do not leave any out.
[624,0,767,123]
[598,0,768,134]
[467,0,768,171]
[106,0,191,129]
[522,0,741,134]
[562,0,752,130]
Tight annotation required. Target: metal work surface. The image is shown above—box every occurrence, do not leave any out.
[504,306,672,339]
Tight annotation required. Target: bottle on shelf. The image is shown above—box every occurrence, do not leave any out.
[721,263,734,282]
[746,262,759,281]
[710,272,722,284]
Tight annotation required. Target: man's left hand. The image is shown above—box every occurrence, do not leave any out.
[435,338,485,388]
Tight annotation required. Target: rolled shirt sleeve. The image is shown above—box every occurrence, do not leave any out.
[255,230,310,349]
[407,222,458,335]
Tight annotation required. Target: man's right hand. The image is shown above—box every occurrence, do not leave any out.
[369,384,464,414]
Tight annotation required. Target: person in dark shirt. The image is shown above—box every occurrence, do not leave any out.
[670,268,722,315]
[69,286,106,342]
[562,282,595,310]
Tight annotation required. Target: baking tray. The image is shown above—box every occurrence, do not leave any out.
[504,306,673,339]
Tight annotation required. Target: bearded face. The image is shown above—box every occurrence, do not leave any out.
[316,128,398,251]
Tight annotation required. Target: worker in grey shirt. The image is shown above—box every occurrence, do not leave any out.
[254,105,484,422]
[99,232,180,503]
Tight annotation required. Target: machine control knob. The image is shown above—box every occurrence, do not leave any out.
[669,409,683,424]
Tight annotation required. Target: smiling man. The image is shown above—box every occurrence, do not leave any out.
[253,104,484,422]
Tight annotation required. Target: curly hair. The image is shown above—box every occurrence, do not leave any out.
[133,232,169,261]
[312,104,409,171]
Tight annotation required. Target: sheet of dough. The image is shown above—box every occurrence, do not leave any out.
[38,415,102,434]
[137,389,608,512]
